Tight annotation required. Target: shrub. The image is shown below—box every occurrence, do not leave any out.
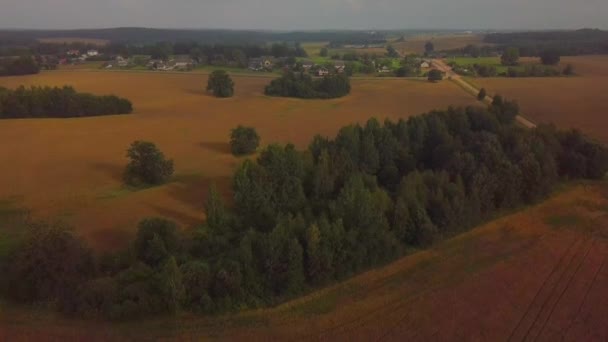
[133,217,181,266]
[230,126,260,155]
[427,69,443,82]
[124,141,174,186]
[207,70,234,98]
[478,88,487,101]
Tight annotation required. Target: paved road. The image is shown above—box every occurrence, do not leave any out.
[431,59,537,129]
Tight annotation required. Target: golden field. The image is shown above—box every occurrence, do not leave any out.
[0,70,477,250]
[473,55,608,143]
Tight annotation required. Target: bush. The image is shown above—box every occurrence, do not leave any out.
[230,126,260,155]
[264,72,350,99]
[207,70,234,98]
[5,224,95,307]
[124,141,174,186]
[427,69,443,82]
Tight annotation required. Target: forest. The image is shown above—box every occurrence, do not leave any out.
[1,98,606,320]
[0,86,133,118]
[265,72,351,99]
[484,29,608,56]
[0,56,39,76]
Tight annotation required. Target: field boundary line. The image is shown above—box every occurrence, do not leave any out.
[507,237,582,342]
[561,247,607,340]
[533,238,596,341]
[520,237,592,342]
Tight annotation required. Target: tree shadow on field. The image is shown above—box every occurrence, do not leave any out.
[147,204,201,229]
[163,173,233,223]
[199,141,231,154]
[90,162,125,183]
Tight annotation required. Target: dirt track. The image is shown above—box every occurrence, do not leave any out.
[431,59,537,129]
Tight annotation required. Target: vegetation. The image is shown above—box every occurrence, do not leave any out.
[265,71,351,99]
[501,47,520,66]
[484,29,608,56]
[3,99,606,321]
[0,86,132,119]
[425,41,434,55]
[427,69,443,82]
[124,141,174,186]
[230,126,260,156]
[207,70,235,98]
[0,56,39,76]
[540,50,561,65]
[477,88,487,101]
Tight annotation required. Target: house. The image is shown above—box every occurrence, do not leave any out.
[248,56,275,71]
[87,50,99,57]
[378,65,391,73]
[316,67,329,76]
[115,56,128,67]
[172,55,195,70]
[334,61,346,73]
[420,61,430,69]
[301,60,314,70]
[66,49,80,57]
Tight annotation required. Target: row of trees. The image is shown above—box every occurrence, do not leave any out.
[0,56,39,76]
[0,86,133,119]
[2,99,606,320]
[264,72,351,99]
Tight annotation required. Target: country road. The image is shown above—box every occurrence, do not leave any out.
[431,59,537,129]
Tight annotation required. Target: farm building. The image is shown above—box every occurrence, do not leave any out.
[248,56,275,71]
[334,61,346,73]
[87,50,99,57]
[317,67,329,76]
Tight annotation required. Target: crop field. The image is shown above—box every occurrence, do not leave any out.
[3,181,607,340]
[0,70,477,251]
[393,33,487,55]
[473,55,608,143]
[37,37,110,46]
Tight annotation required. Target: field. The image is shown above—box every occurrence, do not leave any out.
[0,70,477,251]
[392,33,487,55]
[450,56,543,74]
[37,37,110,46]
[473,55,608,143]
[3,181,607,340]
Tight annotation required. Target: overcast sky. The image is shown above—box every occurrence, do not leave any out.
[1,0,606,30]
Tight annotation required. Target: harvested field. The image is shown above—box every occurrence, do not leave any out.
[474,55,608,144]
[37,37,110,46]
[0,71,477,250]
[393,34,487,54]
[3,182,608,340]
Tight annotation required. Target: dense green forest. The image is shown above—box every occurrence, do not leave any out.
[265,72,351,99]
[0,86,133,118]
[1,99,607,320]
[484,29,608,56]
[0,56,39,76]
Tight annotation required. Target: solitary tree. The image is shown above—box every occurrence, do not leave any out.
[427,69,443,82]
[540,50,561,65]
[124,141,174,186]
[424,41,435,55]
[230,126,260,155]
[501,47,520,66]
[478,88,487,101]
[207,70,234,98]
[563,64,574,76]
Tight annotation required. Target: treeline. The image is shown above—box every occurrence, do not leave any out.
[0,56,39,76]
[484,29,608,56]
[2,100,607,320]
[265,72,351,99]
[0,86,133,118]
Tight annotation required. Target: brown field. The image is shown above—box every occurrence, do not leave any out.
[2,181,608,340]
[393,34,487,55]
[37,37,110,46]
[473,55,608,144]
[0,70,477,250]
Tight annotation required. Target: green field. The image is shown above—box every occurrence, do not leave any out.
[448,56,510,73]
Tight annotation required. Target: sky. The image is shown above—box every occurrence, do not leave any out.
[0,0,606,30]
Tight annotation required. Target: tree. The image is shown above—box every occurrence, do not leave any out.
[230,125,260,155]
[501,47,520,66]
[386,45,400,58]
[207,70,234,98]
[320,47,328,57]
[133,217,181,266]
[124,141,174,186]
[427,69,443,82]
[478,88,487,101]
[563,64,574,75]
[425,41,435,55]
[540,50,560,65]
[205,183,228,230]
